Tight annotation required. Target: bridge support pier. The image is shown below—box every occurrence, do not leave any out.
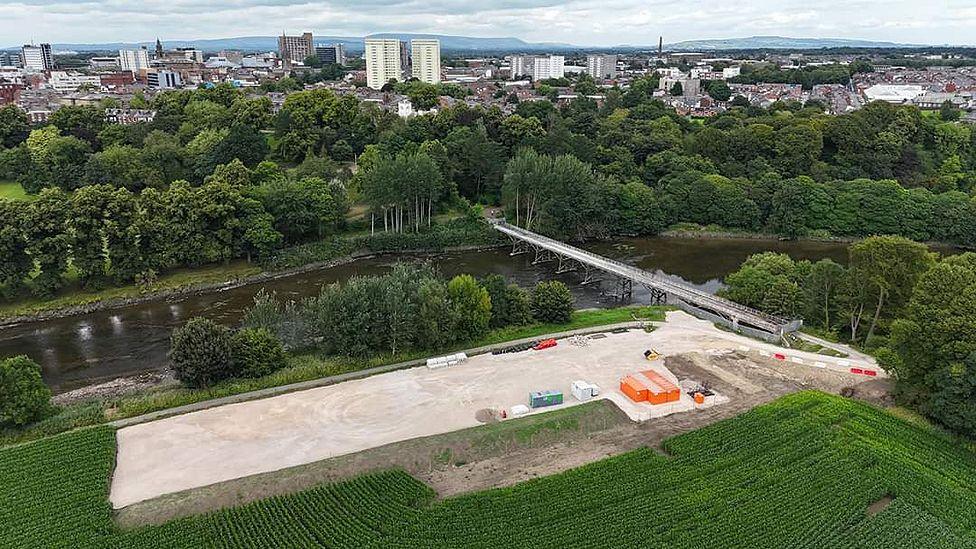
[532,247,555,265]
[580,265,597,285]
[510,239,530,257]
[647,287,667,305]
[606,278,633,301]
[556,256,577,274]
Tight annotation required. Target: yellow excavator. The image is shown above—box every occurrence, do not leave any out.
[643,349,661,361]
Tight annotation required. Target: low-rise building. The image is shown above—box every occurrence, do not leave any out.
[48,71,102,93]
[105,108,156,125]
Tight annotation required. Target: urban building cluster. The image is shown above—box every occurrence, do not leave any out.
[2,33,976,125]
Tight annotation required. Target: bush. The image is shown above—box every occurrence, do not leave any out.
[447,274,491,342]
[231,328,286,378]
[170,317,234,388]
[505,284,533,326]
[531,281,574,324]
[0,355,52,428]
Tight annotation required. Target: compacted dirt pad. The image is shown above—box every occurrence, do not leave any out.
[111,311,876,509]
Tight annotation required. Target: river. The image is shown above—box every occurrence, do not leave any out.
[0,237,852,393]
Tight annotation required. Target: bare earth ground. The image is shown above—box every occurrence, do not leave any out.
[115,312,888,527]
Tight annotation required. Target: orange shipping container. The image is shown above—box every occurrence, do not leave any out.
[620,376,649,403]
[639,370,681,403]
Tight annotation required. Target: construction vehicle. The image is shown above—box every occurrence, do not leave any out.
[643,349,661,361]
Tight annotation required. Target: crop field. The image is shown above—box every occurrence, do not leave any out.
[3,392,975,548]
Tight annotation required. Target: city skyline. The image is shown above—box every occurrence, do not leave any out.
[3,0,975,48]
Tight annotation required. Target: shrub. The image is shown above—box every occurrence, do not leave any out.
[505,284,533,326]
[170,317,234,388]
[0,355,52,428]
[232,328,286,378]
[447,274,491,341]
[531,281,574,323]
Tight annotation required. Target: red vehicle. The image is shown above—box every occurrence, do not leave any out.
[533,339,557,351]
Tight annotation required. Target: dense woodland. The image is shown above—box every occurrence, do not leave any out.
[723,237,976,437]
[0,78,974,299]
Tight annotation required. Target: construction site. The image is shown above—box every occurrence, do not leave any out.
[110,310,882,515]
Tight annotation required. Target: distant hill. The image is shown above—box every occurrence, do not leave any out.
[31,33,576,54]
[665,35,923,51]
[12,34,937,55]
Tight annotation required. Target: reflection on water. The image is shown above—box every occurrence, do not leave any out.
[0,237,854,393]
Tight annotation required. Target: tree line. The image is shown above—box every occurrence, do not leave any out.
[1,80,975,296]
[0,162,347,296]
[721,236,976,438]
[239,265,574,360]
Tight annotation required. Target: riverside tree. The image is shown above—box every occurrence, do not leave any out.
[0,355,52,428]
[170,318,234,388]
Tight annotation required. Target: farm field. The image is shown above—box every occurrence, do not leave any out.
[2,391,975,548]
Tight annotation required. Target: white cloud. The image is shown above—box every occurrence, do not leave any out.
[1,0,971,47]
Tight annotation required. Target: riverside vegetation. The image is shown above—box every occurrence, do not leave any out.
[1,78,975,304]
[0,266,663,446]
[723,236,976,439]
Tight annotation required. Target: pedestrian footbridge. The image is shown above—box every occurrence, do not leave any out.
[492,221,802,339]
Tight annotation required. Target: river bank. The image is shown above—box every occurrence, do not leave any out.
[0,234,856,393]
[660,223,969,251]
[0,225,505,327]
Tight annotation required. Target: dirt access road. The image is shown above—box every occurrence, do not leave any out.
[110,311,878,509]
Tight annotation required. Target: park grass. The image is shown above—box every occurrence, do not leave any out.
[0,180,33,201]
[0,261,263,321]
[0,305,669,447]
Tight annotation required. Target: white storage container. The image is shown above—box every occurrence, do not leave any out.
[571,380,599,402]
[510,404,531,417]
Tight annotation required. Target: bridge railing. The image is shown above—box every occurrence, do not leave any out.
[494,221,792,330]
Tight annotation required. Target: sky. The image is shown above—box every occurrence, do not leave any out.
[3,0,975,47]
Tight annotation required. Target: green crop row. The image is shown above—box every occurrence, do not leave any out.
[2,392,975,548]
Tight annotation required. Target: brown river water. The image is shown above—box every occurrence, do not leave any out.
[0,237,853,393]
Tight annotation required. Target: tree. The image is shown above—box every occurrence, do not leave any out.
[447,275,491,342]
[415,277,453,350]
[531,281,574,323]
[505,284,533,326]
[707,80,732,101]
[884,254,976,437]
[848,235,934,341]
[939,100,961,122]
[49,105,105,148]
[0,356,52,428]
[24,189,73,295]
[669,81,683,96]
[231,328,286,378]
[0,104,30,148]
[0,200,31,293]
[802,259,846,330]
[208,124,270,170]
[170,317,234,388]
[730,95,750,108]
[482,274,512,329]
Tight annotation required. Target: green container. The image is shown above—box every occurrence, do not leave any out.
[529,391,564,408]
